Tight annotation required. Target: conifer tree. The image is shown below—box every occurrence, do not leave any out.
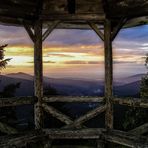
[0,44,11,71]
[140,54,148,98]
[123,54,148,130]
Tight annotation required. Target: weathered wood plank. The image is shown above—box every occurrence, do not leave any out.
[76,0,103,14]
[0,130,46,148]
[88,22,104,41]
[0,96,35,107]
[0,15,34,27]
[0,122,18,134]
[34,20,44,129]
[104,19,113,129]
[4,0,35,6]
[0,15,147,30]
[43,96,104,103]
[43,128,105,139]
[113,97,148,108]
[103,129,148,148]
[130,123,148,135]
[0,3,36,13]
[64,105,106,128]
[40,14,105,22]
[43,0,67,14]
[0,3,35,20]
[1,96,147,108]
[42,103,73,125]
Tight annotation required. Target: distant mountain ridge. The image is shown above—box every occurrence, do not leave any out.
[6,72,33,80]
[0,72,144,97]
[0,72,144,129]
[119,74,146,84]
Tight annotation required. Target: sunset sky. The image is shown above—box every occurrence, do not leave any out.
[0,24,148,79]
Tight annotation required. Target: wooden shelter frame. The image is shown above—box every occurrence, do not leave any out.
[0,0,148,147]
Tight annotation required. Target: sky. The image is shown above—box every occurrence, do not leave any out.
[0,24,148,80]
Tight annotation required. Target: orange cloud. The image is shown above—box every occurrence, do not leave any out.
[63,61,103,64]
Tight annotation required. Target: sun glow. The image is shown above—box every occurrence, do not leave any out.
[1,25,147,78]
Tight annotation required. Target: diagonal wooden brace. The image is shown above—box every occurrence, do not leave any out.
[64,105,106,128]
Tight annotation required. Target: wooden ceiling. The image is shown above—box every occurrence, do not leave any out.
[0,0,148,29]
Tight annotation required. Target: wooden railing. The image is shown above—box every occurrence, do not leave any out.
[0,96,147,108]
[0,128,148,148]
[0,96,148,148]
[0,96,36,107]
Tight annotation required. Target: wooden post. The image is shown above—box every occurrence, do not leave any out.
[34,20,43,129]
[104,19,113,129]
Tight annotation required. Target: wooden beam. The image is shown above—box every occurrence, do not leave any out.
[24,23,35,42]
[0,4,36,13]
[0,130,46,148]
[103,129,148,148]
[88,22,104,41]
[43,96,104,103]
[113,97,148,108]
[0,8,35,19]
[104,19,113,129]
[0,122,18,134]
[8,0,35,6]
[40,14,105,22]
[43,128,105,139]
[0,96,35,107]
[64,105,106,128]
[111,18,127,41]
[42,21,60,41]
[34,20,43,129]
[130,123,148,135]
[0,15,34,27]
[42,103,73,125]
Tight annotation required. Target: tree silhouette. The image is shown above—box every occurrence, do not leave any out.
[0,44,21,134]
[1,83,21,97]
[140,54,148,98]
[123,54,148,130]
[44,85,58,96]
[0,44,11,71]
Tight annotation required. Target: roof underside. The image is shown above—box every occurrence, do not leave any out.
[0,0,148,29]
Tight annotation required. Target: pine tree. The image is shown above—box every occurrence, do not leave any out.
[0,44,11,71]
[0,44,20,134]
[123,54,148,130]
[140,54,148,98]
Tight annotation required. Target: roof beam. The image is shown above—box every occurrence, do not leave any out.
[40,14,105,22]
[0,5,35,17]
[8,0,35,6]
